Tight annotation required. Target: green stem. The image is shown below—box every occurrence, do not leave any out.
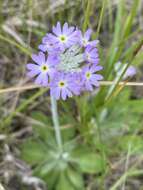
[83,0,91,31]
[50,96,63,152]
[96,0,107,37]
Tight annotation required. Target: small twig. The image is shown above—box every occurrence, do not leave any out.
[0,81,143,94]
[100,81,143,86]
[0,84,39,94]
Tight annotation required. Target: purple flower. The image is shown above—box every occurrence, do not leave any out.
[27,52,56,86]
[50,73,80,100]
[79,29,99,47]
[46,22,79,50]
[115,62,137,80]
[123,66,137,79]
[38,36,53,52]
[82,65,103,91]
[84,45,99,64]
[39,36,62,53]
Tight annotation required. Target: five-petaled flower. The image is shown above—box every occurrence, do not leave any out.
[27,52,55,86]
[79,29,99,47]
[47,22,79,51]
[84,45,99,64]
[82,65,103,91]
[50,73,80,100]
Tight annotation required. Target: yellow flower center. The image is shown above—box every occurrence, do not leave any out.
[83,39,88,45]
[86,72,91,79]
[41,65,48,72]
[59,35,67,42]
[58,81,66,88]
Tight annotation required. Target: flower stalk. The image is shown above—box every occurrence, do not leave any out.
[50,96,63,152]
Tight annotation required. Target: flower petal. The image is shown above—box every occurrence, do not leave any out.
[27,69,41,78]
[52,22,62,36]
[84,29,92,41]
[26,63,39,70]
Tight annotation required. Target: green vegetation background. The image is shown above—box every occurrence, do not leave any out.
[0,0,143,189]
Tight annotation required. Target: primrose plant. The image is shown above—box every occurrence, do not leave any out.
[26,22,103,188]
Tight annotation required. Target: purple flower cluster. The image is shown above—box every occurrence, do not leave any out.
[27,22,103,100]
